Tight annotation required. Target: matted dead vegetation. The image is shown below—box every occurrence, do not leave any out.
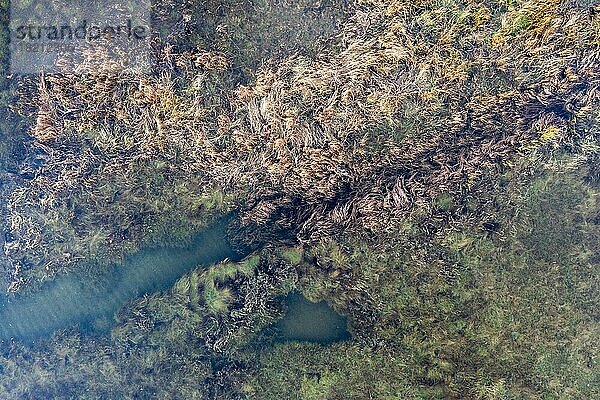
[2,0,599,290]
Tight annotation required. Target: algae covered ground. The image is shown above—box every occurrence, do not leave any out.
[0,0,599,399]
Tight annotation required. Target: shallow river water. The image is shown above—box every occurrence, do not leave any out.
[0,221,236,343]
[0,220,349,344]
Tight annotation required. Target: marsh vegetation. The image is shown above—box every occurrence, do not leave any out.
[0,0,599,398]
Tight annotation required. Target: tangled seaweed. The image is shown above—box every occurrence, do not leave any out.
[0,0,599,398]
[3,0,599,290]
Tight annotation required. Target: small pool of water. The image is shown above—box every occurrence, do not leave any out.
[274,292,350,344]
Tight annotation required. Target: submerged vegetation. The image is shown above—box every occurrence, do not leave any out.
[1,161,598,398]
[0,0,599,398]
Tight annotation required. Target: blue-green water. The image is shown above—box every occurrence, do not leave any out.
[0,221,238,343]
[0,221,351,345]
[275,292,350,343]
